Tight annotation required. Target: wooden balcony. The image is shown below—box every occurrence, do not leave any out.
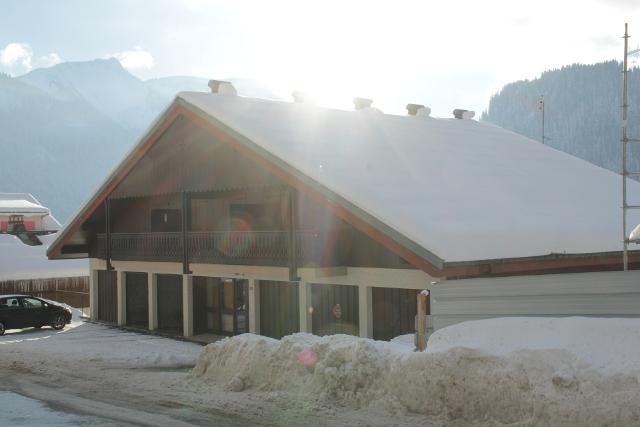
[93,231,344,267]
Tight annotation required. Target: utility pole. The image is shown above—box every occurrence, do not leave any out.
[538,95,545,144]
[622,23,630,271]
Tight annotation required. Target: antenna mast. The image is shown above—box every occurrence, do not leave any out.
[622,24,629,270]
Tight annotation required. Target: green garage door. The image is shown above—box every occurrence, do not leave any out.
[126,272,148,328]
[372,287,420,341]
[157,274,182,333]
[259,281,299,339]
[311,283,359,336]
[97,270,117,323]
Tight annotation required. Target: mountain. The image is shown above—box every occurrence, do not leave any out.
[0,59,278,222]
[482,61,640,175]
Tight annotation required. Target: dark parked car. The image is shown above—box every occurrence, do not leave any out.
[0,295,72,335]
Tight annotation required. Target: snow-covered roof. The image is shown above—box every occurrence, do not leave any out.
[178,92,640,263]
[0,193,50,215]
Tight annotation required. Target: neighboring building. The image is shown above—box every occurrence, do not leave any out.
[47,83,640,341]
[0,193,88,280]
[0,193,60,233]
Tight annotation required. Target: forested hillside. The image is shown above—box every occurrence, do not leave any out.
[482,61,640,175]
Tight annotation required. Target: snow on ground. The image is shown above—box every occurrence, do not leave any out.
[191,318,640,425]
[0,319,202,368]
[0,391,110,426]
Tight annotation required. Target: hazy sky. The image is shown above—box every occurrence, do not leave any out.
[1,0,639,116]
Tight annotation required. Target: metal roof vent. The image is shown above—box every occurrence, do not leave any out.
[208,79,237,95]
[453,109,475,120]
[292,91,306,103]
[407,104,431,117]
[353,97,373,110]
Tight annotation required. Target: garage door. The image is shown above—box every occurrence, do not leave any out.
[372,288,420,341]
[311,283,359,336]
[97,270,117,323]
[126,272,148,327]
[157,274,182,333]
[259,281,299,339]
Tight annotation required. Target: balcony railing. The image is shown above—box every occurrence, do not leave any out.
[94,231,343,266]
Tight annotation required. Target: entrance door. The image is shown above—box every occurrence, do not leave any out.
[311,283,359,336]
[259,281,299,339]
[193,277,248,336]
[372,288,421,341]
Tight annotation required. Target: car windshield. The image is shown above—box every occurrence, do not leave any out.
[22,298,43,308]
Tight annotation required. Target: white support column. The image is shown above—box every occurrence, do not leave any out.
[116,270,126,326]
[90,269,99,321]
[299,281,312,333]
[148,273,158,331]
[248,279,260,334]
[358,285,373,338]
[182,274,193,337]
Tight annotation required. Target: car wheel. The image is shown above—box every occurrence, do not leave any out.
[0,321,5,336]
[51,315,66,330]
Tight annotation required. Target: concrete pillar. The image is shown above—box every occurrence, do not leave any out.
[148,273,158,331]
[248,279,260,334]
[116,270,126,326]
[182,274,193,337]
[299,282,312,333]
[358,285,373,338]
[90,269,99,321]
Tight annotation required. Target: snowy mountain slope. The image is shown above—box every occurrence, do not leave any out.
[18,58,167,130]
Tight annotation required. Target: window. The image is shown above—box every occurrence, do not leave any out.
[150,209,181,232]
[22,298,43,308]
[0,297,21,308]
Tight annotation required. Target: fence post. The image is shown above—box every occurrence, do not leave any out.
[416,291,428,351]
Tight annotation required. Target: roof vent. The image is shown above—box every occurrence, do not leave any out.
[353,97,373,110]
[208,79,237,95]
[453,109,475,120]
[407,104,431,117]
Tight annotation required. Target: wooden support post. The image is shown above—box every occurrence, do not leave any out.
[182,191,191,274]
[248,279,260,334]
[299,281,312,333]
[183,274,193,337]
[287,188,299,282]
[148,273,158,331]
[116,270,126,326]
[416,291,428,351]
[358,285,373,338]
[105,199,113,270]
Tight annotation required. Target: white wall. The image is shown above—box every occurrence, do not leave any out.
[431,270,640,330]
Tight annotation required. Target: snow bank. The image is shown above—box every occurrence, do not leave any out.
[427,317,640,376]
[191,326,640,425]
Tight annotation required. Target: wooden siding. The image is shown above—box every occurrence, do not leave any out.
[372,287,421,341]
[125,272,148,327]
[157,274,183,333]
[0,276,89,309]
[97,270,117,323]
[311,283,359,336]
[259,281,300,339]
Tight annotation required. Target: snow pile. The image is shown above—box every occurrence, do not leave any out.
[427,317,640,375]
[191,320,640,424]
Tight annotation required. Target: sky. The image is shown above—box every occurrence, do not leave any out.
[1,0,640,116]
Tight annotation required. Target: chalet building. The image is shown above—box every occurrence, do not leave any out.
[47,82,640,341]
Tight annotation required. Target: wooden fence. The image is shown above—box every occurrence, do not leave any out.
[0,276,90,315]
